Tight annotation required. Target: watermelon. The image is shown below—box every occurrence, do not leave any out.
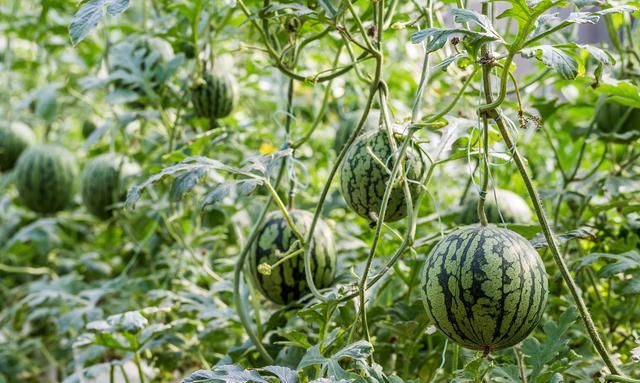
[81,154,138,219]
[333,110,380,154]
[595,99,640,142]
[458,189,532,225]
[340,130,425,223]
[249,210,336,305]
[420,225,548,353]
[15,144,78,214]
[191,72,237,123]
[0,122,36,172]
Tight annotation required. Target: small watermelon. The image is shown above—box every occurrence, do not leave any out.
[420,225,548,353]
[458,189,533,225]
[191,72,237,123]
[0,122,36,172]
[340,130,425,223]
[81,154,138,219]
[595,99,640,142]
[249,210,336,305]
[15,144,78,214]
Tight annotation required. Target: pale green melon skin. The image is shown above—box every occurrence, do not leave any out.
[340,130,425,223]
[15,144,78,214]
[249,210,336,305]
[420,226,548,352]
[458,189,533,225]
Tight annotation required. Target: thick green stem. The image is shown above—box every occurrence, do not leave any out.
[232,165,287,364]
[302,48,384,303]
[479,23,623,378]
[134,351,145,383]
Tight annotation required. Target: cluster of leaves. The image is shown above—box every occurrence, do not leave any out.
[0,1,639,383]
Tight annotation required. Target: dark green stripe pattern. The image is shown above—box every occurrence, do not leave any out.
[340,130,425,223]
[0,123,36,172]
[249,210,336,305]
[458,189,532,225]
[420,225,548,352]
[81,154,124,219]
[191,72,237,121]
[15,144,78,214]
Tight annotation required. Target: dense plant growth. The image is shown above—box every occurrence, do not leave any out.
[1,1,640,383]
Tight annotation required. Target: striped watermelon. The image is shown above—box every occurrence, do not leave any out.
[333,110,380,154]
[81,154,137,219]
[249,210,336,305]
[458,189,532,225]
[191,72,237,123]
[0,122,36,172]
[420,225,548,353]
[15,144,78,214]
[340,130,425,223]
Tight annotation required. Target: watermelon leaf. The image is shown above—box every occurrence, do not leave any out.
[521,307,579,381]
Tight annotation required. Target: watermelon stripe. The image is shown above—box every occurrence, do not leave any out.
[340,130,425,223]
[421,225,548,352]
[15,144,77,214]
[250,210,336,305]
[191,73,236,124]
[81,154,128,219]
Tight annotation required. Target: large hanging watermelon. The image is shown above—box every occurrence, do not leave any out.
[249,210,336,305]
[15,144,78,214]
[0,122,36,172]
[420,225,548,353]
[458,188,533,225]
[340,130,425,223]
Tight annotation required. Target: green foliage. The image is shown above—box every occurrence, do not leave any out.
[1,1,639,382]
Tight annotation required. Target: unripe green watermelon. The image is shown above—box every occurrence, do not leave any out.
[421,225,548,353]
[249,210,336,305]
[191,72,237,122]
[333,110,380,154]
[0,122,36,172]
[595,99,640,141]
[458,189,532,225]
[340,130,425,223]
[15,144,78,214]
[81,154,138,219]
